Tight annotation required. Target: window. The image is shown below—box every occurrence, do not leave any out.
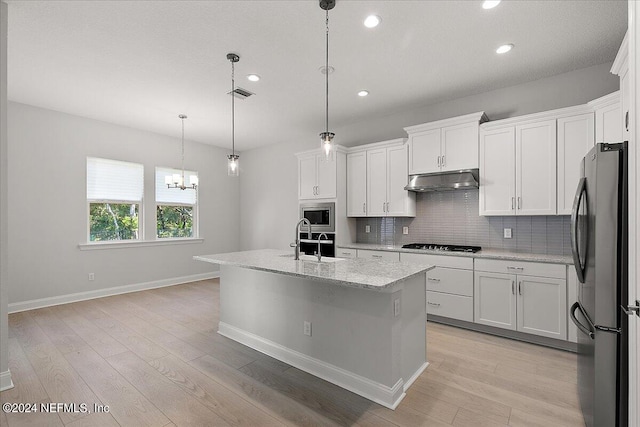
[87,157,144,242]
[155,167,198,238]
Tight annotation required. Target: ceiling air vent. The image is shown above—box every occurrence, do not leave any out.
[227,87,254,99]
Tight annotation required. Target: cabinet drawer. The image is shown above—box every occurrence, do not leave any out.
[426,291,473,322]
[427,267,473,297]
[336,248,356,258]
[474,258,565,279]
[401,252,473,270]
[357,249,400,262]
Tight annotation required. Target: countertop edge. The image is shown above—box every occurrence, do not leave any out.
[194,254,434,291]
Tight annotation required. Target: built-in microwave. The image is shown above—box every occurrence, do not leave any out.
[300,202,335,233]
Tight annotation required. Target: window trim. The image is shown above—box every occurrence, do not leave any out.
[78,237,204,250]
[155,166,199,240]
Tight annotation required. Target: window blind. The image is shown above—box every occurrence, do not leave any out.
[87,157,144,202]
[156,167,198,205]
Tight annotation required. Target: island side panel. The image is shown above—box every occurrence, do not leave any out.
[400,273,428,389]
[218,265,400,388]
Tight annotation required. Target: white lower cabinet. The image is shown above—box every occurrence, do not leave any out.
[426,291,473,322]
[400,253,473,322]
[474,259,567,340]
[356,249,400,262]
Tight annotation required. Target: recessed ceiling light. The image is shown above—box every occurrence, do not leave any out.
[364,15,381,28]
[246,74,260,82]
[496,43,514,54]
[482,0,501,9]
[358,90,369,97]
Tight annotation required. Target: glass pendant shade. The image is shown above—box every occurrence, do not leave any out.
[189,175,199,187]
[320,131,334,158]
[227,154,239,177]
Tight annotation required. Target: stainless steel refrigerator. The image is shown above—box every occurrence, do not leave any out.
[570,142,628,427]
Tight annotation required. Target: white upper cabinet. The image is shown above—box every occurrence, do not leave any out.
[346,151,367,216]
[366,148,388,216]
[405,112,488,175]
[347,139,415,217]
[386,145,412,216]
[479,105,602,216]
[407,128,440,174]
[297,148,343,200]
[479,127,516,216]
[589,91,622,144]
[611,31,629,140]
[557,112,594,215]
[516,119,557,215]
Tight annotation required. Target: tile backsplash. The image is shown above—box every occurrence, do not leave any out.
[355,190,572,256]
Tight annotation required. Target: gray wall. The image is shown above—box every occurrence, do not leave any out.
[1,0,9,389]
[7,102,241,305]
[240,62,619,252]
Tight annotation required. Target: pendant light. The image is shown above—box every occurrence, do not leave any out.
[319,0,336,158]
[227,53,240,177]
[165,114,198,190]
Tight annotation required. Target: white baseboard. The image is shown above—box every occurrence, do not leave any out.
[403,362,428,391]
[218,322,407,409]
[8,272,219,314]
[0,370,13,391]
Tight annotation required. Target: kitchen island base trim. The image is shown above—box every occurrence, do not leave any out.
[219,321,426,409]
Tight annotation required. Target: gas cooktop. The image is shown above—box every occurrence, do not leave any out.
[401,243,481,253]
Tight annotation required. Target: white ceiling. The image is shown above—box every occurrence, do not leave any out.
[7,0,627,151]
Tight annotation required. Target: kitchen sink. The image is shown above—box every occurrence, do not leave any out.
[280,254,345,263]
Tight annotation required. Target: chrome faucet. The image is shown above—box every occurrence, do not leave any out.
[290,218,311,260]
[316,233,328,262]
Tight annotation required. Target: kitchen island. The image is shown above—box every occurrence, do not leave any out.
[194,249,433,409]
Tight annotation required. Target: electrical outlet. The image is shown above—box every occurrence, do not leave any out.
[402,226,409,235]
[504,228,512,239]
[303,321,312,336]
[88,273,95,281]
[365,225,371,233]
[394,299,400,317]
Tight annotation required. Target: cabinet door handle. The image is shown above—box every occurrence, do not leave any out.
[372,255,383,258]
[441,155,445,167]
[386,202,390,212]
[427,301,441,307]
[511,280,515,294]
[437,156,441,167]
[518,281,523,295]
[507,266,524,271]
[427,277,441,282]
[382,202,386,212]
[312,186,316,195]
[511,197,515,210]
[363,202,366,213]
[517,197,521,210]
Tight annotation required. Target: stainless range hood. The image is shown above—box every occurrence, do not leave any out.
[404,169,479,192]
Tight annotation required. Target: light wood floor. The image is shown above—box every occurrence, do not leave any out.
[1,279,585,427]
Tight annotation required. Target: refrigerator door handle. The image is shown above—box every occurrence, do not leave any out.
[570,302,595,339]
[570,177,588,283]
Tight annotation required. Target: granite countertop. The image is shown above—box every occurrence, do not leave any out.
[337,243,573,265]
[194,249,434,291]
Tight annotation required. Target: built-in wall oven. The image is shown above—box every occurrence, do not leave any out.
[299,202,335,257]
